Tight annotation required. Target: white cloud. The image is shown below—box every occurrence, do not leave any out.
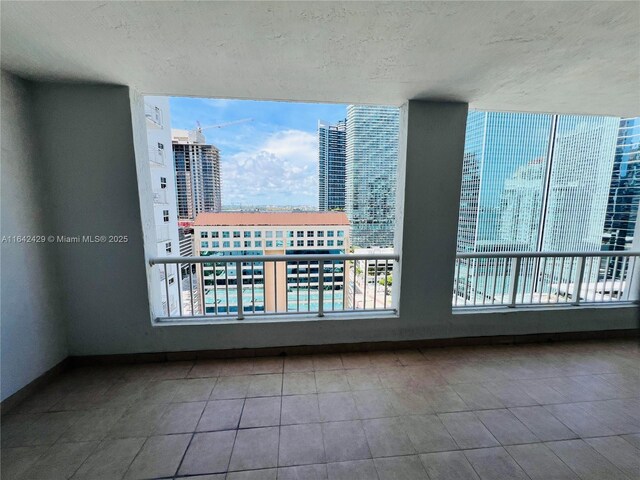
[221,129,318,206]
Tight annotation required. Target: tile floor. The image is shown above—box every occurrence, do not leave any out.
[1,338,639,480]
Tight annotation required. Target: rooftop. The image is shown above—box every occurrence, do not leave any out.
[194,211,350,227]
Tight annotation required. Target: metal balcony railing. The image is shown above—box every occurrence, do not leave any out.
[453,251,640,308]
[149,253,399,320]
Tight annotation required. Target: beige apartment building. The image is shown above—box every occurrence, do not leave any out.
[193,212,350,314]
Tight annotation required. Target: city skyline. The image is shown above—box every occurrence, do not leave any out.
[169,97,347,207]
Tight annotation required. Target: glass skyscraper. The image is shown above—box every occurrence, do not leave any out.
[455,111,621,303]
[457,111,619,254]
[346,105,400,248]
[602,117,640,251]
[318,120,346,211]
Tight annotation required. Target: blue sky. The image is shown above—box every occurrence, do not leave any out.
[169,97,347,207]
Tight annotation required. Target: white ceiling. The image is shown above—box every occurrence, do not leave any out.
[1,1,639,116]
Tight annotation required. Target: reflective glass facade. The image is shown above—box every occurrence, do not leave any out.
[457,112,620,254]
[455,111,623,304]
[318,120,346,211]
[346,105,400,248]
[602,117,640,251]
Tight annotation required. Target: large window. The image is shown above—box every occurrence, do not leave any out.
[454,112,639,307]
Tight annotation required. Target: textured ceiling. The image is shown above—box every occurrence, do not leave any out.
[1,1,639,115]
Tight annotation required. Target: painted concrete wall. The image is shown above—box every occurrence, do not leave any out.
[23,86,639,357]
[1,72,67,400]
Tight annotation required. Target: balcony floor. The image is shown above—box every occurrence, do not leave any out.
[2,339,639,479]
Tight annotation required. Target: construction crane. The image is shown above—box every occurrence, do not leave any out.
[192,118,253,136]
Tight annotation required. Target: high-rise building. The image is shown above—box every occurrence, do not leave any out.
[454,111,620,303]
[345,105,399,248]
[541,116,619,252]
[172,129,222,222]
[602,117,640,251]
[457,112,619,253]
[144,96,180,316]
[318,120,346,211]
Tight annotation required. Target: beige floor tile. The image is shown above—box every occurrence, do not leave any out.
[229,426,279,471]
[106,403,167,438]
[315,371,350,393]
[346,369,382,391]
[284,356,315,373]
[322,420,371,462]
[326,459,378,480]
[544,403,615,437]
[124,434,190,479]
[318,392,359,422]
[463,446,529,480]
[21,441,98,480]
[475,409,539,445]
[374,455,429,480]
[312,354,344,371]
[352,390,395,419]
[247,374,282,397]
[0,446,49,480]
[388,389,433,415]
[621,433,640,449]
[340,353,373,369]
[585,436,640,479]
[252,357,284,374]
[277,463,328,480]
[189,359,222,378]
[438,412,499,449]
[419,451,480,480]
[178,430,236,475]
[279,423,326,466]
[10,411,80,447]
[546,439,630,480]
[172,378,217,402]
[137,380,181,404]
[452,384,505,410]
[72,437,145,480]
[210,376,251,399]
[217,359,255,377]
[283,373,317,395]
[281,394,321,425]
[481,381,539,407]
[239,396,280,428]
[506,443,579,480]
[423,385,469,413]
[401,415,458,453]
[362,417,415,457]
[227,468,277,480]
[153,401,206,434]
[509,406,578,441]
[58,407,127,442]
[197,399,244,431]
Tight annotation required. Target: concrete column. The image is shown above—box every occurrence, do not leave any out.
[394,100,469,323]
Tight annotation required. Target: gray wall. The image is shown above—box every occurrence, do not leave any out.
[5,84,637,367]
[1,72,67,400]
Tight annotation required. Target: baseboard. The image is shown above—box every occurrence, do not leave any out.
[71,328,639,365]
[1,357,72,415]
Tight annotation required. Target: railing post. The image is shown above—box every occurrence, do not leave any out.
[508,256,522,308]
[318,260,324,317]
[236,261,244,320]
[572,256,586,306]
